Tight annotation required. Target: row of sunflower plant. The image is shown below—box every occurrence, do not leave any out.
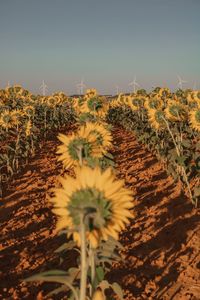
[0,85,75,196]
[108,87,200,207]
[25,89,134,299]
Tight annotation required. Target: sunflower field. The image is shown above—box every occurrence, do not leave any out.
[0,86,200,300]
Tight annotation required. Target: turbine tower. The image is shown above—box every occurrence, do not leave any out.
[193,81,197,90]
[76,78,86,95]
[7,81,10,88]
[177,75,187,90]
[40,80,48,96]
[128,76,140,93]
[115,85,120,95]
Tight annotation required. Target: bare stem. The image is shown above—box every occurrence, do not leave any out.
[80,214,87,300]
[162,117,180,156]
[89,244,96,297]
[162,116,194,205]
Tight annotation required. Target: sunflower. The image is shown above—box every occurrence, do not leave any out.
[5,86,14,96]
[77,124,107,157]
[82,97,108,119]
[72,97,85,115]
[50,166,133,248]
[78,122,112,152]
[196,91,200,100]
[109,97,121,109]
[128,97,144,111]
[148,109,166,131]
[188,99,199,110]
[85,88,98,99]
[13,85,23,95]
[82,97,103,113]
[158,88,171,98]
[0,110,21,130]
[190,91,200,101]
[21,89,31,97]
[57,129,103,169]
[23,105,35,117]
[53,92,68,103]
[189,109,200,132]
[28,94,38,102]
[12,109,25,121]
[47,96,60,107]
[97,104,109,119]
[120,95,130,106]
[165,101,187,122]
[144,98,163,110]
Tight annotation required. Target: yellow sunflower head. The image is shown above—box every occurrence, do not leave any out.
[144,98,163,110]
[109,97,121,109]
[128,97,145,111]
[0,110,21,130]
[83,97,103,112]
[53,92,68,104]
[72,97,84,115]
[165,102,187,122]
[13,85,23,95]
[191,91,200,101]
[50,166,133,248]
[47,96,60,107]
[23,105,35,117]
[120,95,130,106]
[85,88,98,99]
[158,88,171,98]
[12,109,25,119]
[79,122,112,151]
[148,109,166,131]
[188,99,199,110]
[21,89,31,97]
[81,96,108,120]
[77,123,107,157]
[57,128,104,169]
[189,109,200,132]
[28,94,38,102]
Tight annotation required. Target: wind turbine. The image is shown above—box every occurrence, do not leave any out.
[193,81,197,90]
[6,81,10,88]
[128,76,140,93]
[177,75,187,90]
[40,80,48,96]
[76,78,86,95]
[115,85,120,95]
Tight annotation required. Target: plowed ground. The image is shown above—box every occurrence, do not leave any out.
[0,126,199,300]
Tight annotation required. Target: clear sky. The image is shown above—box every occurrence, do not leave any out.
[0,0,199,95]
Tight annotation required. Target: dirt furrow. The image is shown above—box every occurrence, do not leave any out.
[109,127,200,300]
[0,129,76,300]
[0,126,199,300]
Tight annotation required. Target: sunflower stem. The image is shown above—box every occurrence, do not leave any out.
[89,244,96,297]
[162,117,194,205]
[162,117,180,156]
[80,213,88,300]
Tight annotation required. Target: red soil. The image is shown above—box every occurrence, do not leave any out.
[0,126,199,300]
